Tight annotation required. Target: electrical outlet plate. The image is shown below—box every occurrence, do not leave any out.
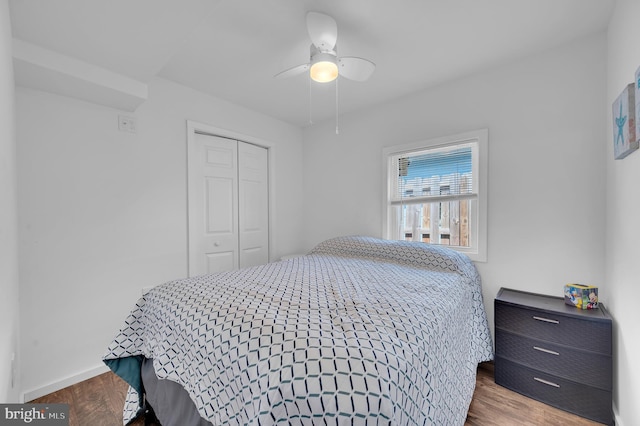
[11,352,15,388]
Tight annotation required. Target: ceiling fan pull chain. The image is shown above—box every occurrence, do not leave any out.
[335,77,339,135]
[309,75,313,125]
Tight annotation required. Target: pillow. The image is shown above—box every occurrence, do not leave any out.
[309,235,475,276]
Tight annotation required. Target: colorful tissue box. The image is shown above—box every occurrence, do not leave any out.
[564,284,598,309]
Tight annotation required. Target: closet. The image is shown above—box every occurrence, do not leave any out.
[187,132,269,276]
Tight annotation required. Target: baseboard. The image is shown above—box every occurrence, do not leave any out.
[21,363,110,402]
[613,406,623,426]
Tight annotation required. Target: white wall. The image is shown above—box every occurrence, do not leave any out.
[16,77,304,397]
[303,33,606,356]
[0,0,20,403]
[606,1,640,424]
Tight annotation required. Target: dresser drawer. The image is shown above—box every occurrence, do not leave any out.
[495,357,613,425]
[495,302,611,355]
[495,329,612,390]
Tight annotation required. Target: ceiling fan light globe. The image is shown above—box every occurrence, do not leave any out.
[310,61,338,82]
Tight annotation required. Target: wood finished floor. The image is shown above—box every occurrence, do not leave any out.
[30,363,603,426]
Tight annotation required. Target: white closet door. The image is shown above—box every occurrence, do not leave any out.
[188,133,269,276]
[188,133,238,276]
[238,141,269,268]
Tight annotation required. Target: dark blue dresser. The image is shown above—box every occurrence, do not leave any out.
[495,287,613,425]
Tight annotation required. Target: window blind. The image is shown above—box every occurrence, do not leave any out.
[390,144,476,206]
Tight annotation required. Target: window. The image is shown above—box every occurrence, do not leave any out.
[383,129,487,262]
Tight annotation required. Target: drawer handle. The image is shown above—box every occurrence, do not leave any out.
[533,346,560,356]
[532,316,559,324]
[534,377,560,388]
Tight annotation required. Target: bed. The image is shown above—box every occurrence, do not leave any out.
[104,236,493,425]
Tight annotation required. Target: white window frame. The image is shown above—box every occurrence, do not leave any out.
[382,129,488,262]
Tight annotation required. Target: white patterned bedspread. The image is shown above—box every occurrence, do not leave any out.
[104,236,493,425]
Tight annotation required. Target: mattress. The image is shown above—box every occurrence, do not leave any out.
[104,235,493,425]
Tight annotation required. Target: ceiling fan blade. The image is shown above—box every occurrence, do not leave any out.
[338,57,376,81]
[274,63,310,79]
[306,12,337,51]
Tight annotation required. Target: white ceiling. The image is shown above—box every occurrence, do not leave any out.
[9,0,614,127]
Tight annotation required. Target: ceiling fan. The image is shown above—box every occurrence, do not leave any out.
[275,12,376,83]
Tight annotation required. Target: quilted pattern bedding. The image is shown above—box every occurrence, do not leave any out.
[104,236,493,425]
